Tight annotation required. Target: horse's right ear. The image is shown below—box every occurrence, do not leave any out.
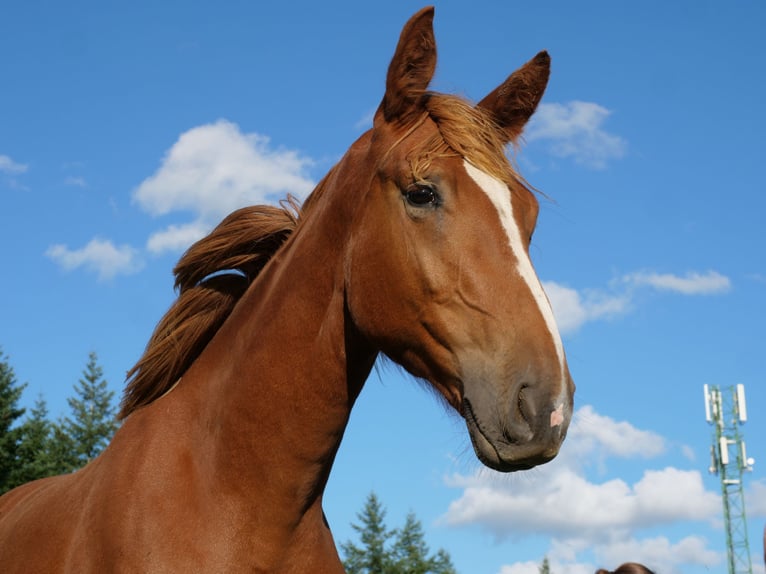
[376,7,436,126]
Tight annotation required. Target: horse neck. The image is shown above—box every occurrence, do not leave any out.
[176,150,376,517]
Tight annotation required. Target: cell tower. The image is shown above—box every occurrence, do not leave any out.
[704,384,755,574]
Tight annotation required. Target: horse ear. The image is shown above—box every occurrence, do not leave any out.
[477,51,550,142]
[377,7,437,125]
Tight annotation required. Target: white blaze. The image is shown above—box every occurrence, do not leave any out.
[463,161,566,381]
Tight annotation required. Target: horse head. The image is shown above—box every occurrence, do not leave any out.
[342,7,574,472]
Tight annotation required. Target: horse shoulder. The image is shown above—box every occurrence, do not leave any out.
[0,473,84,571]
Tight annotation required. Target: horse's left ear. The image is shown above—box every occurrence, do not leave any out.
[377,7,437,125]
[477,51,550,142]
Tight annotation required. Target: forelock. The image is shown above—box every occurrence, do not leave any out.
[421,93,528,192]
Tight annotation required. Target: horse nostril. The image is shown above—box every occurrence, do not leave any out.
[517,384,528,423]
[518,383,542,424]
[503,383,535,443]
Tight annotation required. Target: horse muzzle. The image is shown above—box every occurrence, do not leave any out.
[462,375,573,472]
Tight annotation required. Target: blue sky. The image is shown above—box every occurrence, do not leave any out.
[1,1,765,572]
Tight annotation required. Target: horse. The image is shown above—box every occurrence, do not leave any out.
[0,7,574,572]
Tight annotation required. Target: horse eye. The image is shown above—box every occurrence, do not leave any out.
[404,185,439,207]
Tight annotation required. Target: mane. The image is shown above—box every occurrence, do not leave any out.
[119,198,301,419]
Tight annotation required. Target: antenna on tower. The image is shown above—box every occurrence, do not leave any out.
[737,384,748,423]
[704,383,754,574]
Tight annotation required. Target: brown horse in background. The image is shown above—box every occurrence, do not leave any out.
[0,7,574,572]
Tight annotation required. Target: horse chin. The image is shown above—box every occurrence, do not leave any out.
[462,400,560,473]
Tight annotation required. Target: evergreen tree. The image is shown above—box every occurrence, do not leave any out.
[62,352,118,468]
[342,492,394,574]
[8,396,80,485]
[0,349,27,494]
[48,419,78,474]
[7,396,56,487]
[539,556,551,574]
[390,512,457,574]
[342,492,457,574]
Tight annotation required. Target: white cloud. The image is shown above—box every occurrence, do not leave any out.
[46,238,143,280]
[498,561,539,574]
[133,120,314,255]
[543,281,630,335]
[64,176,87,188]
[680,444,696,461]
[543,269,732,334]
[445,466,634,540]
[146,221,211,254]
[631,467,720,524]
[47,121,317,278]
[526,101,627,169]
[746,478,766,517]
[445,464,718,541]
[133,120,315,254]
[567,405,666,460]
[622,270,731,295]
[0,154,28,174]
[498,560,593,574]
[594,535,721,571]
[496,534,722,574]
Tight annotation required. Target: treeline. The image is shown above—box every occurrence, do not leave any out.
[0,348,118,495]
[342,492,457,574]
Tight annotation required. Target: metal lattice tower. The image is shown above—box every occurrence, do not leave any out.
[704,384,754,574]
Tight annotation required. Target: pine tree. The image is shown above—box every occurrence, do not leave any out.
[342,492,458,574]
[390,513,457,574]
[342,492,395,574]
[0,349,27,494]
[539,556,551,574]
[48,419,78,474]
[9,396,52,485]
[8,397,80,484]
[62,352,118,468]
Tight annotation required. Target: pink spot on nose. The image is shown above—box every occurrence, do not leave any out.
[550,404,564,427]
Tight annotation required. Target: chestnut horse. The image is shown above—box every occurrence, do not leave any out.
[0,7,574,572]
